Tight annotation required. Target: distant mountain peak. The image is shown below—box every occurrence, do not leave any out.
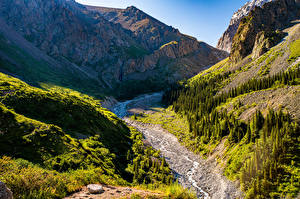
[126,5,138,10]
[0,0,227,99]
[230,0,275,25]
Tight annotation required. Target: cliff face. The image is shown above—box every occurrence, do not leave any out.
[230,0,300,62]
[0,0,228,99]
[0,0,134,66]
[86,5,182,51]
[216,0,275,53]
[85,5,228,84]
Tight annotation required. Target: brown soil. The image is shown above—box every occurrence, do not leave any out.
[64,184,163,199]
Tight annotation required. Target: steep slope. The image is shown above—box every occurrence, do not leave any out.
[86,5,185,51]
[230,0,300,62]
[160,1,300,198]
[0,0,227,100]
[0,72,176,198]
[86,5,228,99]
[0,17,106,98]
[217,0,276,53]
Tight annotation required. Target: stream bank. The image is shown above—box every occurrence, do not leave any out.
[111,93,243,199]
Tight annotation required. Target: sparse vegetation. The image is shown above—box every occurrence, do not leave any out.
[0,34,106,99]
[257,49,283,76]
[160,41,178,50]
[288,39,300,63]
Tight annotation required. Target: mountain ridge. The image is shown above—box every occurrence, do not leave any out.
[217,0,276,53]
[0,0,227,100]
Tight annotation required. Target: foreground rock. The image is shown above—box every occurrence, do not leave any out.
[87,184,104,194]
[0,181,13,199]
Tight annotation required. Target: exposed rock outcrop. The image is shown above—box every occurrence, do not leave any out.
[0,181,13,199]
[230,0,300,62]
[217,0,276,53]
[0,0,228,98]
[252,30,286,59]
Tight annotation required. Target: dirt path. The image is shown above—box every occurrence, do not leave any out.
[64,184,163,199]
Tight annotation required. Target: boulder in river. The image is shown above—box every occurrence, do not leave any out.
[0,181,13,199]
[87,184,104,194]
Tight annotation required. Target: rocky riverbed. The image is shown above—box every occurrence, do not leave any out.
[111,93,243,199]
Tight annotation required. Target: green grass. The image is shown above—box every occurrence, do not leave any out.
[257,49,283,76]
[288,39,300,63]
[0,72,176,198]
[0,156,124,199]
[188,58,229,85]
[0,34,106,99]
[160,41,178,50]
[165,182,197,199]
[125,45,150,59]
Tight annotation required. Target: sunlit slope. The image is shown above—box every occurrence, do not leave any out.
[188,22,300,121]
[162,20,300,198]
[0,72,174,198]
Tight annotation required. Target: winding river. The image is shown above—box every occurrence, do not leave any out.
[111,93,242,199]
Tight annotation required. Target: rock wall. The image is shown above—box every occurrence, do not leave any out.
[230,0,300,62]
[217,0,276,53]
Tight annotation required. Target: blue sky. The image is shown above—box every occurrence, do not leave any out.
[75,0,249,47]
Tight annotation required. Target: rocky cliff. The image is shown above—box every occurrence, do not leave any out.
[0,0,228,99]
[216,0,276,53]
[230,0,300,62]
[86,5,182,51]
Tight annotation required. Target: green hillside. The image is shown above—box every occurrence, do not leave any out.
[137,23,300,198]
[0,34,109,99]
[0,72,182,198]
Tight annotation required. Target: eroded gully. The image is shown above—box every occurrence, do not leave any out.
[111,93,243,199]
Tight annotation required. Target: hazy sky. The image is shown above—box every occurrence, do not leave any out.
[75,0,249,47]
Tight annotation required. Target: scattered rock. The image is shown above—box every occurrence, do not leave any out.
[87,184,104,194]
[124,188,132,192]
[0,181,13,199]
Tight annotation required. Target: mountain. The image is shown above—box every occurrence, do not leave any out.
[217,0,276,53]
[230,0,300,62]
[86,5,182,51]
[0,0,227,99]
[162,0,300,198]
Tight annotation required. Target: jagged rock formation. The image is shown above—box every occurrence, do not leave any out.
[230,0,300,62]
[86,5,182,51]
[217,0,276,53]
[0,0,228,99]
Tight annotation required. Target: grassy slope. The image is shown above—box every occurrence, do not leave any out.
[0,34,107,98]
[133,23,300,198]
[0,72,197,199]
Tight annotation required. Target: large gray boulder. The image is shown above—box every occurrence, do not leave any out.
[0,181,13,199]
[87,184,104,194]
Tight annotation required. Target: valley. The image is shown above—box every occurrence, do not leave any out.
[0,0,299,198]
[110,93,242,199]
